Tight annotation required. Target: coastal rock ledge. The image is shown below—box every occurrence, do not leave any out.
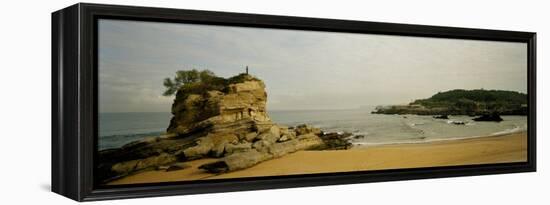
[97,74,351,183]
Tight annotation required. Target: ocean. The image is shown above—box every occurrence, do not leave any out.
[99,109,527,150]
[99,112,172,150]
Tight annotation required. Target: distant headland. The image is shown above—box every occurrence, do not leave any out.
[372,89,527,116]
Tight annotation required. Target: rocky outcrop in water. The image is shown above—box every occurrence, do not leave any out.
[472,113,503,122]
[433,115,449,119]
[97,74,351,183]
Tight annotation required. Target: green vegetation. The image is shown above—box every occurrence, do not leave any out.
[163,69,221,96]
[412,89,527,112]
[162,69,258,99]
[373,89,528,115]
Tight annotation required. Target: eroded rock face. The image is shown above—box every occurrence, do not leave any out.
[167,78,270,135]
[97,74,351,183]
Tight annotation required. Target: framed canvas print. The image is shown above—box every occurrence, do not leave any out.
[52,3,536,201]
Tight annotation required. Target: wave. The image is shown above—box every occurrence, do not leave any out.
[409,122,426,126]
[351,131,369,136]
[490,125,527,136]
[352,128,526,147]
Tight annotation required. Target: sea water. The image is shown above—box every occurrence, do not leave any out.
[99,109,527,150]
[99,112,172,150]
[269,109,527,146]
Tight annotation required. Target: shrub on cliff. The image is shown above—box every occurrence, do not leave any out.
[163,69,260,99]
[163,69,225,96]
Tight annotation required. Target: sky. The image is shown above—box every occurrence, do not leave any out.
[98,19,527,113]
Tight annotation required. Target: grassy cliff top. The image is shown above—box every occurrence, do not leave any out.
[171,72,261,101]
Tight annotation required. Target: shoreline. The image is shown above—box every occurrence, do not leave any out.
[352,129,527,147]
[107,131,527,185]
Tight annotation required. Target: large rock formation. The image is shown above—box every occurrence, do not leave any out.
[166,76,271,136]
[97,74,351,183]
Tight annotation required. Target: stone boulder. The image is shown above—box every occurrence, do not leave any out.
[433,115,449,119]
[472,113,503,122]
[180,133,239,159]
[110,153,177,179]
[199,133,324,173]
[294,124,321,136]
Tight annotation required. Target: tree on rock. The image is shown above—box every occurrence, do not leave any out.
[162,69,218,96]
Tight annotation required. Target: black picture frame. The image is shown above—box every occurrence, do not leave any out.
[52,3,536,201]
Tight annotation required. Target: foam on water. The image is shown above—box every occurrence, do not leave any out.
[490,125,527,136]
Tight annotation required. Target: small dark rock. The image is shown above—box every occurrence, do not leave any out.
[472,113,503,122]
[451,121,465,125]
[318,132,353,150]
[199,161,230,173]
[166,163,191,172]
[433,115,449,119]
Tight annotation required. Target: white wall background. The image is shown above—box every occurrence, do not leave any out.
[0,0,547,204]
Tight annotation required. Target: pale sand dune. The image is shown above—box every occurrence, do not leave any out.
[108,132,527,185]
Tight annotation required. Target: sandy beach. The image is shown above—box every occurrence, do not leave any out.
[108,131,527,185]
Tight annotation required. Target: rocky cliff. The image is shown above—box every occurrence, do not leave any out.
[166,75,271,139]
[97,74,351,183]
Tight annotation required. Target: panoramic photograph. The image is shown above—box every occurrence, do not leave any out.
[96,19,528,185]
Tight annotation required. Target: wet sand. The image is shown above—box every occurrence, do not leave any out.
[108,132,527,185]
